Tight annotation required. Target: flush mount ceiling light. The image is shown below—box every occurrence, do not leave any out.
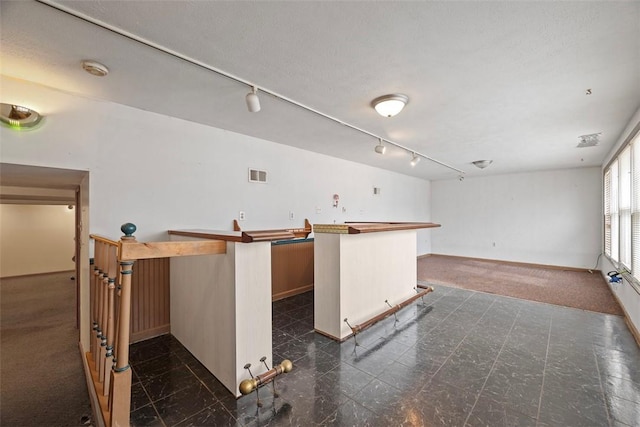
[472,160,493,169]
[81,60,109,77]
[410,153,421,167]
[0,103,43,129]
[245,86,261,113]
[371,94,409,117]
[374,139,386,154]
[577,132,601,148]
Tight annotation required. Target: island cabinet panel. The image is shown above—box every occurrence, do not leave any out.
[271,239,314,301]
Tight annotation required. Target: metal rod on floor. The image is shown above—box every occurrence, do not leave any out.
[344,286,434,344]
[239,359,293,399]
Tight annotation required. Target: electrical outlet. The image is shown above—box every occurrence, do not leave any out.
[289,211,295,220]
[316,207,322,214]
[239,211,246,221]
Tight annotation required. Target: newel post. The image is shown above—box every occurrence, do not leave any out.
[109,222,137,427]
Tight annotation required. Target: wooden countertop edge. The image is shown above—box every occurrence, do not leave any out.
[168,229,298,243]
[314,222,441,234]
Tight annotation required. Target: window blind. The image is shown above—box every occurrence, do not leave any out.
[604,168,612,257]
[633,142,640,280]
[605,129,640,284]
[619,147,632,268]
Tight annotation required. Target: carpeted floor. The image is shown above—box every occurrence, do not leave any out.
[417,255,624,316]
[1,271,92,426]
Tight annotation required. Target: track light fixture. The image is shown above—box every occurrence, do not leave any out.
[245,86,261,113]
[410,153,421,167]
[375,139,386,155]
[48,7,465,175]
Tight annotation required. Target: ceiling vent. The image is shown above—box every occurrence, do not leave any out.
[577,133,601,148]
[248,168,267,183]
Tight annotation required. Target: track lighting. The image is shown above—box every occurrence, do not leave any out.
[410,153,421,167]
[375,139,386,155]
[37,9,464,175]
[245,86,261,113]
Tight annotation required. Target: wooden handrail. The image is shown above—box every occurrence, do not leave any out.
[90,234,119,247]
[119,239,226,261]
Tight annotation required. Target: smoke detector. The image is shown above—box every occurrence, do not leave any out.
[81,60,109,77]
[577,133,601,148]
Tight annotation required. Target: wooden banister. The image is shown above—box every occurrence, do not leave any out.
[88,220,311,426]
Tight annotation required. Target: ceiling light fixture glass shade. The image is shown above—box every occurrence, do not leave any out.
[410,153,421,167]
[472,160,493,169]
[375,139,386,154]
[81,60,109,77]
[246,86,261,112]
[371,94,409,117]
[0,103,43,129]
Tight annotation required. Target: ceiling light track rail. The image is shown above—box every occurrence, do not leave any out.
[37,0,464,176]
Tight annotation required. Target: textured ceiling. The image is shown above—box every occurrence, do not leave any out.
[1,0,639,180]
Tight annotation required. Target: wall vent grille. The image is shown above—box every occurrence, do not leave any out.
[248,168,267,183]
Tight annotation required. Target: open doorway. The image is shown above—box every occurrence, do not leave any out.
[0,163,89,327]
[0,163,91,425]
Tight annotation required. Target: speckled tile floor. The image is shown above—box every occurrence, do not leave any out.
[129,286,640,426]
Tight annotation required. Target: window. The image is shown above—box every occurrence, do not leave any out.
[605,128,640,285]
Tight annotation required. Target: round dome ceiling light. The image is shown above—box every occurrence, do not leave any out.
[472,160,493,169]
[81,60,109,77]
[0,103,43,130]
[371,94,409,117]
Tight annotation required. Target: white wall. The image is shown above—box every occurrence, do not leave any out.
[0,77,433,253]
[601,106,640,335]
[0,204,76,277]
[431,167,602,269]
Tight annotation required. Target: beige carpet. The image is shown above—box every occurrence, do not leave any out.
[418,255,623,315]
[1,272,92,426]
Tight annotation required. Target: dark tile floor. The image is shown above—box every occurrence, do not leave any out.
[129,285,640,426]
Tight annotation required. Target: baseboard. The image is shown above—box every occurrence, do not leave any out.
[417,254,432,260]
[314,328,352,342]
[426,253,596,273]
[1,269,75,280]
[607,285,640,349]
[79,342,106,427]
[272,284,314,302]
[130,324,171,344]
[624,314,640,349]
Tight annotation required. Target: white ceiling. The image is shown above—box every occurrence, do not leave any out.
[1,0,639,180]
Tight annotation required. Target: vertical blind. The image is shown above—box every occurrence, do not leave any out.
[605,131,640,282]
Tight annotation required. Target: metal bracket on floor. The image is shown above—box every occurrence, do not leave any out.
[239,358,293,407]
